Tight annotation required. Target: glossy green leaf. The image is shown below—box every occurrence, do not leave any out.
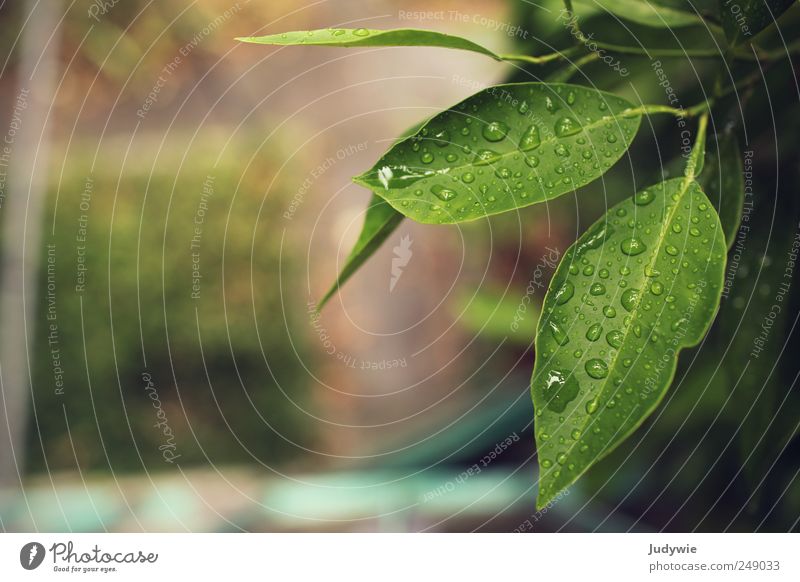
[531,177,726,508]
[720,0,795,45]
[354,83,641,225]
[237,28,500,60]
[574,0,708,27]
[699,132,745,249]
[317,194,404,309]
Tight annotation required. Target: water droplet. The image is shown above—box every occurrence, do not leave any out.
[542,369,580,412]
[621,288,641,312]
[545,96,559,112]
[541,458,553,468]
[519,125,541,151]
[650,281,664,295]
[689,227,701,237]
[576,223,613,255]
[518,100,530,114]
[482,120,509,142]
[606,329,623,349]
[554,116,580,137]
[420,151,434,164]
[620,237,646,256]
[585,399,599,414]
[433,128,450,147]
[590,283,606,296]
[495,167,512,179]
[556,453,567,465]
[462,172,475,183]
[430,184,457,202]
[603,305,617,318]
[644,265,661,277]
[606,133,618,143]
[566,90,576,105]
[585,358,609,379]
[570,428,582,440]
[367,165,433,190]
[665,244,679,256]
[634,189,654,206]
[352,28,370,36]
[445,153,458,162]
[586,323,602,341]
[473,149,500,166]
[672,223,682,233]
[524,154,540,168]
[554,281,575,305]
[548,320,570,345]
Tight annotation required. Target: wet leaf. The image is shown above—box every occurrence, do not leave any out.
[354,83,641,224]
[531,177,726,508]
[237,28,500,60]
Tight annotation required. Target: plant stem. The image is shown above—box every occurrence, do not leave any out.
[622,103,706,118]
[499,47,578,64]
[546,52,600,83]
[686,110,709,179]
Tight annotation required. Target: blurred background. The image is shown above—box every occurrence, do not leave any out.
[0,0,797,532]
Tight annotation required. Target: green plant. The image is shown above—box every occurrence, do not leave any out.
[237,1,798,509]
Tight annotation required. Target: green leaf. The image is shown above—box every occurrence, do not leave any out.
[719,0,795,45]
[354,83,641,224]
[531,177,726,508]
[574,0,708,28]
[317,194,404,309]
[237,28,500,60]
[698,132,745,249]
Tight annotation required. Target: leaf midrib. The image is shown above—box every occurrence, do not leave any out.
[555,177,695,472]
[355,96,639,193]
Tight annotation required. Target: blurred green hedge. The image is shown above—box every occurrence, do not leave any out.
[27,133,314,474]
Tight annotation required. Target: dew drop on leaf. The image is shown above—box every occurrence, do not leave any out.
[482,121,509,142]
[586,323,602,341]
[554,116,581,137]
[620,237,647,256]
[621,288,641,312]
[589,283,606,296]
[543,369,580,412]
[554,281,575,305]
[519,125,541,151]
[548,320,570,345]
[473,149,500,166]
[585,358,609,379]
[634,189,654,206]
[606,329,623,349]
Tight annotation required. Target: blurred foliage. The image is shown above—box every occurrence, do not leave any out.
[26,133,314,474]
